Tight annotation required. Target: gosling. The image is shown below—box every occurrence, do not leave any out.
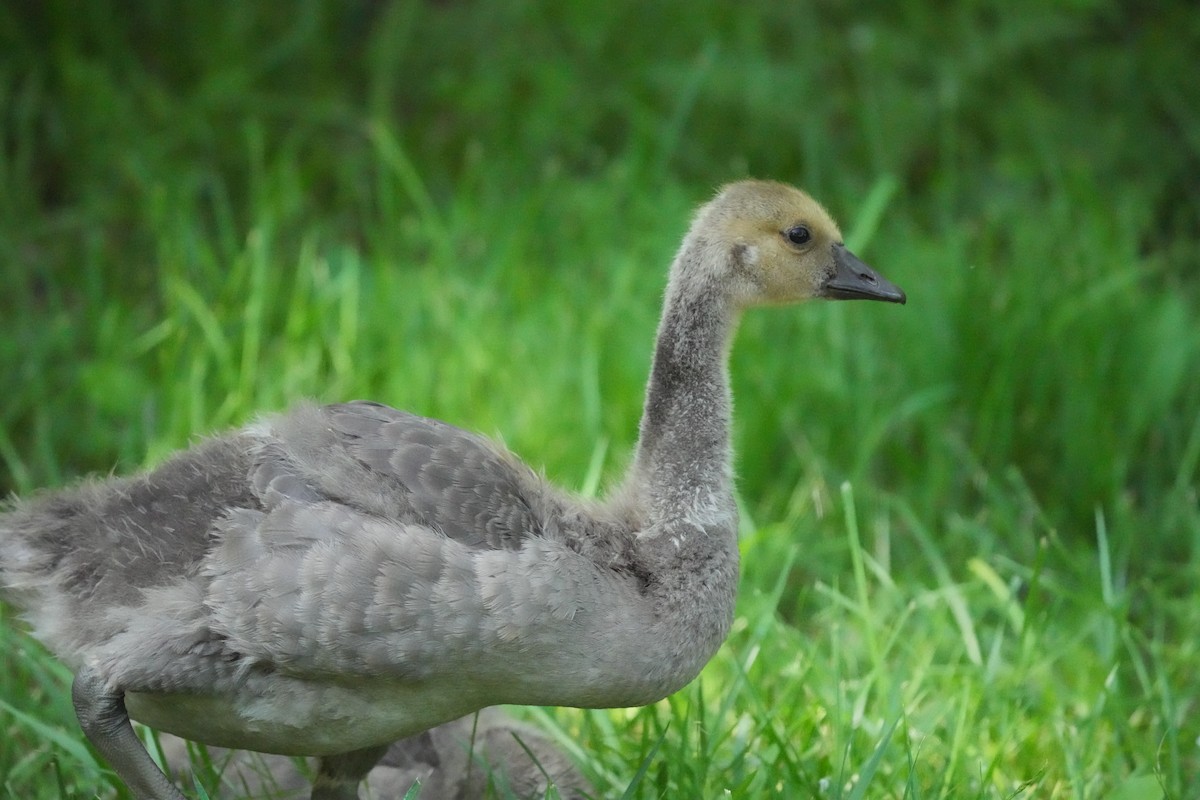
[0,180,905,799]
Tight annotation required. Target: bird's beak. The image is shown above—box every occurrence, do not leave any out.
[821,245,906,304]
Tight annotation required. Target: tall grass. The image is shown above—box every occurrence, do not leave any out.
[1,1,1198,797]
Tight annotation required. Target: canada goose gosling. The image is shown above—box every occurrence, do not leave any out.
[0,180,905,800]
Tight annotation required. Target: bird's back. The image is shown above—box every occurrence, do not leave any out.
[0,435,259,665]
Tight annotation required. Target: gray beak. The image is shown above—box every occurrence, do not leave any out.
[821,244,907,304]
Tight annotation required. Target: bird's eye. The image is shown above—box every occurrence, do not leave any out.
[785,226,811,246]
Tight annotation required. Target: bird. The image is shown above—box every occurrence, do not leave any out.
[0,179,905,800]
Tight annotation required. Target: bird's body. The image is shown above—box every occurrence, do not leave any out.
[0,180,905,799]
[7,400,727,756]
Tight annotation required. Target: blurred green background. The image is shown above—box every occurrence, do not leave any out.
[1,1,1198,797]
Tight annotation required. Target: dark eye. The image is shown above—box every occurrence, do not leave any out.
[785,225,811,246]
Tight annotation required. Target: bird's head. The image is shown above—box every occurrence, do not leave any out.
[684,180,906,308]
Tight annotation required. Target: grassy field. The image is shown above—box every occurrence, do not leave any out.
[2,1,1199,798]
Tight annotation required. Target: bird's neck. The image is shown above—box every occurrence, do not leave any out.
[631,252,740,532]
[605,249,742,689]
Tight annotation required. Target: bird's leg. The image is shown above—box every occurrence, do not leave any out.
[311,743,390,800]
[72,667,188,800]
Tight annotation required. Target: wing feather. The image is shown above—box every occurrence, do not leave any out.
[320,401,544,548]
[203,499,592,679]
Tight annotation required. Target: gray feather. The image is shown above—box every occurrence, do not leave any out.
[324,402,543,548]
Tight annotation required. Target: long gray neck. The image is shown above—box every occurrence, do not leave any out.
[631,248,740,528]
[613,244,743,690]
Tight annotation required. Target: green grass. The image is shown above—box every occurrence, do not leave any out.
[2,1,1199,797]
